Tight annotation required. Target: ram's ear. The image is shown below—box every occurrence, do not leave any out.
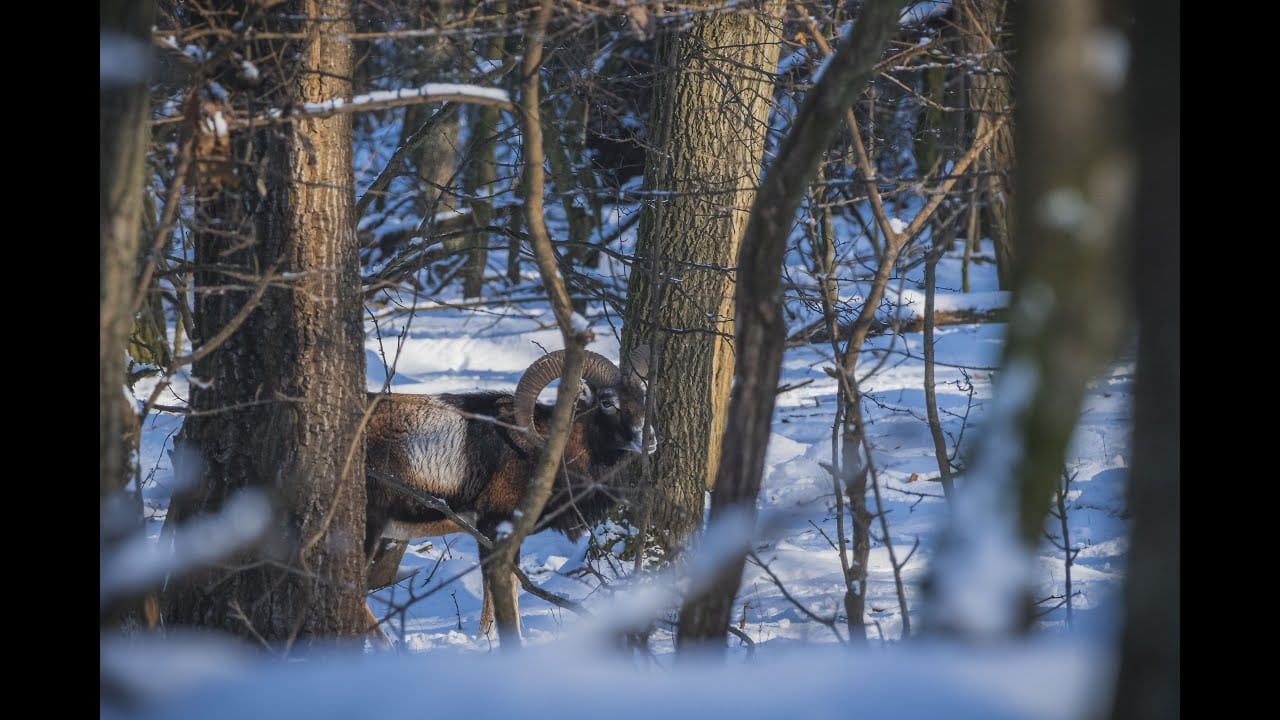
[576,379,595,408]
[623,344,652,388]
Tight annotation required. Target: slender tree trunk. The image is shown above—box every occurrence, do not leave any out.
[805,176,864,641]
[505,6,524,286]
[405,4,462,294]
[1003,0,1128,551]
[675,0,906,652]
[839,395,873,644]
[462,18,503,299]
[624,0,783,558]
[403,107,458,226]
[923,252,955,500]
[163,0,368,648]
[1109,0,1179,716]
[100,0,154,501]
[956,0,1015,288]
[100,0,156,629]
[406,0,459,223]
[912,64,945,177]
[541,79,599,314]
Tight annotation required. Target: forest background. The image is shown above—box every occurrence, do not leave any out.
[99,1,1178,717]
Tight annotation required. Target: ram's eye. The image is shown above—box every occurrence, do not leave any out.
[599,396,617,413]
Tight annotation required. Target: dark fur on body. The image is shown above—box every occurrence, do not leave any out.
[364,388,642,558]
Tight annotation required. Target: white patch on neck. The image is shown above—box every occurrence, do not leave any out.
[404,398,470,495]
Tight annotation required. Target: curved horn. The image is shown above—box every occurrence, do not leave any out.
[581,351,623,392]
[512,350,622,448]
[513,351,565,448]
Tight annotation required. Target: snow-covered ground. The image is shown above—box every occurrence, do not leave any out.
[114,240,1133,718]
[103,631,1116,720]
[348,246,1130,654]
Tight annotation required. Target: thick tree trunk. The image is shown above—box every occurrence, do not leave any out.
[163,0,368,647]
[624,1,783,557]
[675,0,906,652]
[1109,0,1179,716]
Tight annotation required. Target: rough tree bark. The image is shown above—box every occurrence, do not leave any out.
[675,0,906,653]
[100,0,156,628]
[623,0,783,558]
[101,0,155,502]
[163,0,369,648]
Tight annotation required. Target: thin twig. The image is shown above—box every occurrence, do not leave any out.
[1058,469,1076,629]
[369,470,589,617]
[355,103,461,217]
[228,600,277,655]
[861,426,912,637]
[726,625,757,657]
[168,261,281,368]
[130,137,194,317]
[923,243,955,501]
[748,551,846,646]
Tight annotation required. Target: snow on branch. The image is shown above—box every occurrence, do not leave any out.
[292,83,512,117]
[153,83,513,128]
[900,1,952,27]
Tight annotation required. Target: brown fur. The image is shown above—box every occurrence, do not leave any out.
[362,360,649,642]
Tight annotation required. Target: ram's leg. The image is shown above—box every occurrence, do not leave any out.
[364,601,395,650]
[477,528,498,638]
[478,569,521,639]
[509,547,522,638]
[476,517,522,640]
[363,534,406,651]
[367,538,408,590]
[361,513,398,650]
[479,574,495,638]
